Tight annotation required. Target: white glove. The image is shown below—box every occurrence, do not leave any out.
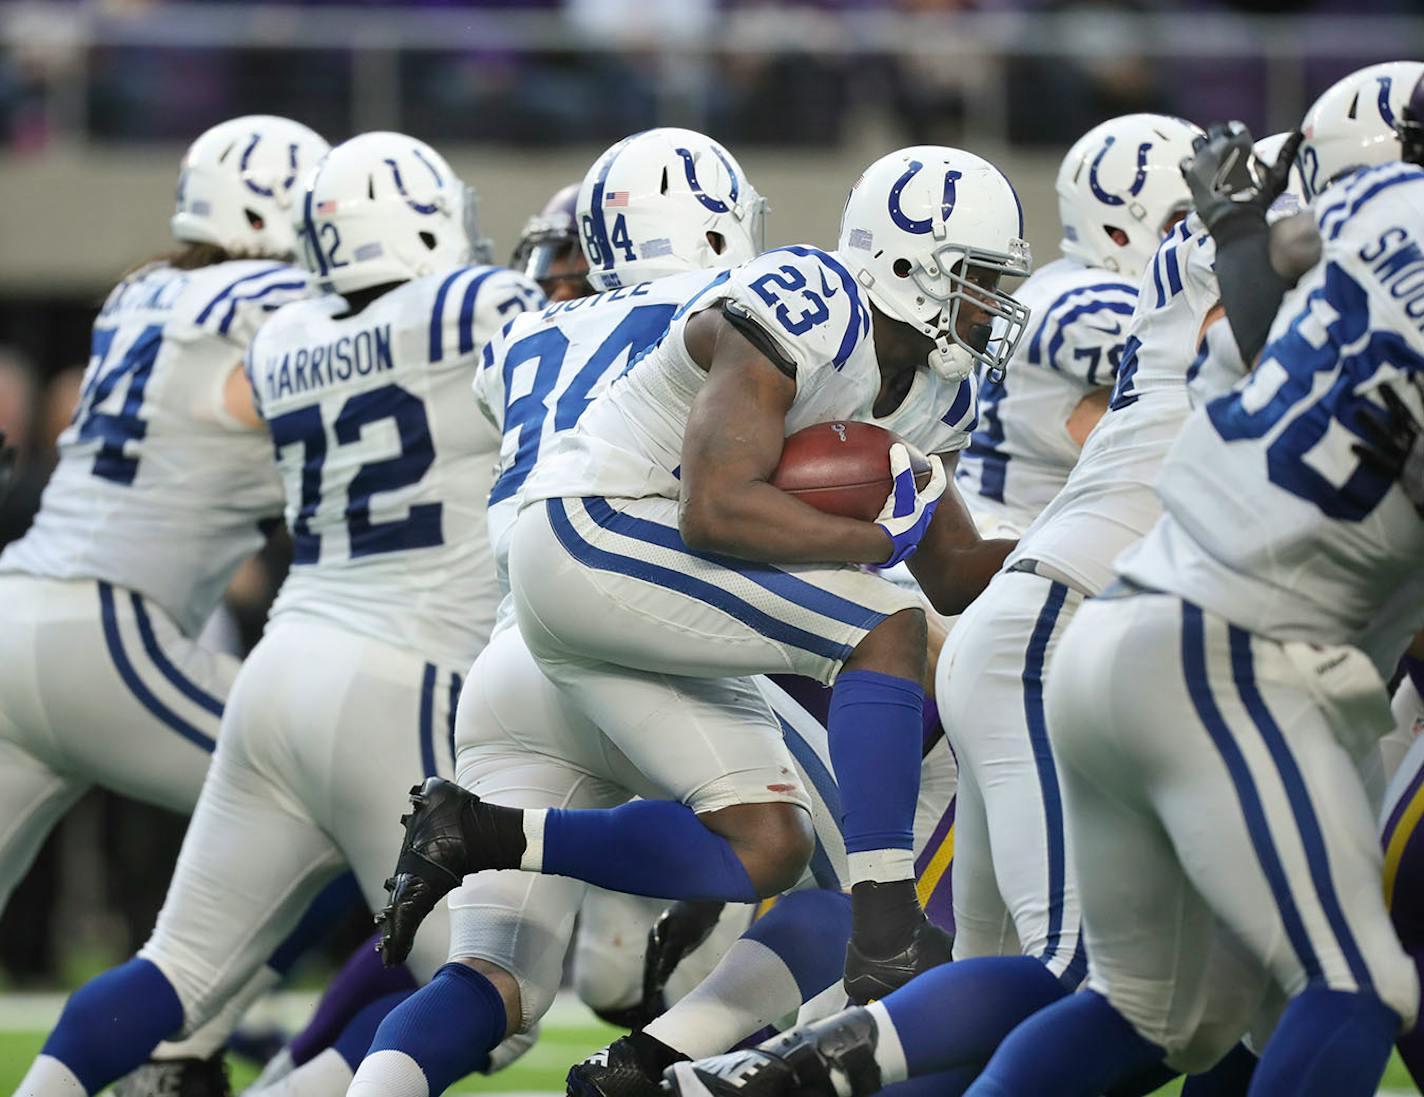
[875,444,947,565]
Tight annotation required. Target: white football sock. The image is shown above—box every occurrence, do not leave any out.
[864,1000,908,1084]
[246,1046,295,1093]
[251,1047,351,1097]
[519,810,547,872]
[14,1054,86,1097]
[346,1048,428,1097]
[846,849,916,886]
[644,938,801,1058]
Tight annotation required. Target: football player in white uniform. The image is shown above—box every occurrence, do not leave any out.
[0,115,330,1095]
[955,114,1195,538]
[13,132,543,1097]
[378,145,1025,1014]
[1372,76,1424,1094]
[358,142,1013,1097]
[944,73,1424,1097]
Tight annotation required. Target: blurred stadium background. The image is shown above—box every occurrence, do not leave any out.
[0,1,1420,1087]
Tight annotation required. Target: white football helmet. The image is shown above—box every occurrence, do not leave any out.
[1298,61,1424,200]
[837,146,1031,382]
[171,115,329,258]
[1055,114,1203,281]
[1251,131,1308,221]
[577,128,767,292]
[297,132,490,293]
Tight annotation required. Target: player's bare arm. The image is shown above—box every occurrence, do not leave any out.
[904,468,1015,616]
[1066,388,1110,446]
[679,307,894,565]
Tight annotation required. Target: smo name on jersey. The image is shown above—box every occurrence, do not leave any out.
[1122,161,1424,671]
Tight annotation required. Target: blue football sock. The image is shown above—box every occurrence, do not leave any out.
[963,989,1164,1097]
[744,889,852,1000]
[1179,1042,1256,1096]
[333,990,414,1070]
[879,955,1068,1076]
[365,963,507,1094]
[827,670,924,876]
[41,957,184,1093]
[1248,987,1398,1097]
[541,799,758,901]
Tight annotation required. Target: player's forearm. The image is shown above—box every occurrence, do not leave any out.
[912,538,1016,617]
[679,480,893,565]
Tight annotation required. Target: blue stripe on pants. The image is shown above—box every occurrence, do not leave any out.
[129,592,225,717]
[777,714,842,891]
[98,582,216,753]
[546,498,853,665]
[447,671,463,773]
[579,496,888,633]
[419,663,438,778]
[1227,625,1374,992]
[1021,579,1073,977]
[1181,602,1322,982]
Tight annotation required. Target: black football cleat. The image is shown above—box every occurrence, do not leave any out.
[843,917,953,1005]
[568,1033,685,1097]
[111,1054,232,1097]
[663,1009,883,1097]
[378,776,522,966]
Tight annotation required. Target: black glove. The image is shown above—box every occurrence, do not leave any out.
[0,430,15,503]
[1180,123,1303,241]
[636,900,726,1027]
[1354,380,1424,518]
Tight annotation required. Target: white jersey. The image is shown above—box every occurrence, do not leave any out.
[956,257,1137,534]
[475,268,719,575]
[250,264,543,667]
[1008,217,1221,595]
[1122,162,1424,674]
[0,260,308,636]
[521,246,977,508]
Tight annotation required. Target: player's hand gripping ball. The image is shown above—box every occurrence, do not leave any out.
[771,421,932,521]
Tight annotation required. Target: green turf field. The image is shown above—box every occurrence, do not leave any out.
[0,1001,1415,1094]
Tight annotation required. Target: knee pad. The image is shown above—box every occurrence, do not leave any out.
[572,892,660,1013]
[447,870,585,1031]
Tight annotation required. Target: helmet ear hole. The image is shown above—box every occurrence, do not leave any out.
[892,257,913,279]
[419,231,437,251]
[244,209,266,230]
[706,231,726,255]
[1104,226,1129,247]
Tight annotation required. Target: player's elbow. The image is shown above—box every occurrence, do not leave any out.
[678,493,734,553]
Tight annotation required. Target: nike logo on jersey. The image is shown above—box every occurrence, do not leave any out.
[1085,319,1123,336]
[818,268,839,299]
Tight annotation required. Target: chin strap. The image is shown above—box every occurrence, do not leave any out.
[928,341,975,382]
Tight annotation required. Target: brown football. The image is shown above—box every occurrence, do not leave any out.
[770,421,931,523]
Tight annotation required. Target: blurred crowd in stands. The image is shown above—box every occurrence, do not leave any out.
[2,0,1419,152]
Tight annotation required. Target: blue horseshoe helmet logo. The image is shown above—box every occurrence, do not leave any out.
[887,161,963,234]
[1376,75,1397,126]
[384,148,445,215]
[675,146,741,214]
[1087,136,1153,207]
[239,134,300,198]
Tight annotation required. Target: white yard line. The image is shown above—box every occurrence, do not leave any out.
[0,988,602,1032]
